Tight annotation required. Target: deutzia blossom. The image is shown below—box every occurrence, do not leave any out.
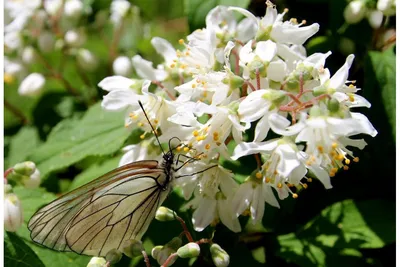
[4,193,23,232]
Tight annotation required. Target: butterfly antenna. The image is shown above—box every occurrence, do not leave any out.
[138,101,165,155]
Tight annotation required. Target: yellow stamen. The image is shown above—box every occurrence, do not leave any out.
[183,147,189,152]
[193,130,199,137]
[255,172,262,179]
[331,143,338,149]
[179,39,184,45]
[170,63,175,68]
[4,73,14,84]
[205,144,211,150]
[277,183,282,189]
[345,158,351,165]
[265,177,271,183]
[353,157,359,163]
[137,122,144,127]
[292,193,298,199]
[343,165,349,170]
[140,134,146,139]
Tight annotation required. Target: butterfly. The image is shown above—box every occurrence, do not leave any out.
[28,101,198,257]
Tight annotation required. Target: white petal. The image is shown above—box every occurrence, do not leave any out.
[192,197,217,231]
[101,89,138,111]
[267,61,287,82]
[275,144,301,178]
[232,139,279,160]
[250,186,265,224]
[151,37,176,63]
[218,199,241,232]
[236,17,257,42]
[329,54,354,89]
[269,113,305,136]
[132,55,167,81]
[255,40,277,62]
[224,41,235,67]
[98,76,135,91]
[262,184,280,208]
[254,114,271,142]
[231,183,252,216]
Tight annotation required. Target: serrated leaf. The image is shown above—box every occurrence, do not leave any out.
[13,187,91,266]
[29,102,131,179]
[368,47,396,139]
[184,0,250,31]
[5,232,45,267]
[6,126,41,168]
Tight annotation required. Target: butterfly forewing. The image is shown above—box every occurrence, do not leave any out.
[28,160,170,256]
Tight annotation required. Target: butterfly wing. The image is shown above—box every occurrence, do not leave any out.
[28,160,171,256]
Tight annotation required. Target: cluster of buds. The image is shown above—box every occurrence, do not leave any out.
[87,207,229,267]
[4,161,41,232]
[99,1,377,233]
[344,0,396,28]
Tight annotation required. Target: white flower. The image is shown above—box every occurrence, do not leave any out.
[238,89,287,141]
[206,6,257,43]
[368,10,384,29]
[232,175,279,224]
[132,55,168,81]
[113,56,133,77]
[21,46,38,64]
[344,0,366,24]
[4,193,23,232]
[181,165,241,232]
[18,73,45,96]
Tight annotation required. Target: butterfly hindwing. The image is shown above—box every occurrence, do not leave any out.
[27,160,169,255]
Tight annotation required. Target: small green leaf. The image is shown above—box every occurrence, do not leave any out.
[184,0,250,31]
[368,47,396,139]
[5,232,45,267]
[29,102,131,179]
[6,126,41,168]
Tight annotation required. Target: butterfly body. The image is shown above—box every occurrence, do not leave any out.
[28,154,175,256]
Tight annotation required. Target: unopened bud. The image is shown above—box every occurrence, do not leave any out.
[122,239,143,258]
[210,244,230,267]
[87,257,107,267]
[14,161,36,176]
[151,245,177,267]
[38,31,55,53]
[21,46,37,64]
[77,49,98,71]
[64,0,84,19]
[65,30,87,47]
[18,73,45,96]
[377,0,396,16]
[4,193,23,232]
[343,0,366,24]
[105,248,122,264]
[113,56,133,77]
[22,169,41,189]
[155,206,176,221]
[177,243,200,258]
[327,98,340,113]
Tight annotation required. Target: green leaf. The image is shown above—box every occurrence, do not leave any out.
[5,232,45,267]
[13,187,91,266]
[184,0,250,31]
[368,47,396,139]
[69,156,120,190]
[29,102,131,179]
[277,199,395,266]
[5,126,41,168]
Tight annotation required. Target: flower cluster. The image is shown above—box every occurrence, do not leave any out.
[99,2,377,233]
[4,0,138,96]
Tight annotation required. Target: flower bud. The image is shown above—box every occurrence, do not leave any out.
[65,30,87,47]
[377,0,396,16]
[64,0,84,19]
[177,243,200,258]
[151,237,182,266]
[38,31,55,53]
[13,161,36,176]
[122,239,143,258]
[18,73,45,96]
[343,0,366,24]
[21,46,37,64]
[22,169,41,189]
[87,257,107,267]
[105,248,122,264]
[210,244,230,267]
[113,56,133,77]
[77,49,98,71]
[327,98,340,113]
[155,206,177,222]
[4,193,23,232]
[368,10,383,29]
